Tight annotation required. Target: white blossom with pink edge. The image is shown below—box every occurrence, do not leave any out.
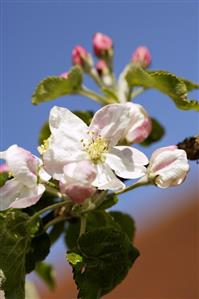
[59,160,97,204]
[122,102,152,144]
[42,104,149,191]
[148,145,189,188]
[0,145,49,210]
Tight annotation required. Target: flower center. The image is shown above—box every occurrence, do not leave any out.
[83,136,108,164]
[38,138,50,155]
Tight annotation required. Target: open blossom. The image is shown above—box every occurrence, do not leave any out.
[59,160,96,204]
[148,146,189,188]
[0,145,48,210]
[132,46,151,68]
[93,32,113,57]
[42,104,148,191]
[121,102,152,144]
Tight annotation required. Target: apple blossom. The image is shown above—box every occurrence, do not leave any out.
[42,105,148,191]
[93,32,113,57]
[132,46,151,68]
[121,102,152,144]
[148,145,189,188]
[59,160,96,204]
[0,145,47,210]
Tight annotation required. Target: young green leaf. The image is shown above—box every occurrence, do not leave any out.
[141,117,165,146]
[109,211,136,242]
[32,66,83,105]
[35,262,56,290]
[39,121,51,145]
[25,232,51,273]
[0,172,9,187]
[125,66,199,111]
[0,210,31,299]
[72,227,139,299]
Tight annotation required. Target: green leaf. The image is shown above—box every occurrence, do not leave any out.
[39,122,51,145]
[0,172,9,187]
[109,211,136,242]
[178,77,199,91]
[25,231,51,273]
[0,210,32,299]
[65,210,119,250]
[66,252,83,266]
[35,262,56,290]
[141,117,165,146]
[72,227,139,299]
[32,66,83,105]
[74,111,94,126]
[125,66,199,111]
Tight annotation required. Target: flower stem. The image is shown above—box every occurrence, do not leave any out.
[29,199,70,224]
[115,176,151,195]
[44,216,66,231]
[131,87,146,100]
[79,86,113,105]
[89,68,104,88]
[79,215,87,236]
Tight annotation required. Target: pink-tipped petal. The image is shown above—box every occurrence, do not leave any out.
[149,146,189,188]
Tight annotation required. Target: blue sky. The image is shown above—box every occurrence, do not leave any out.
[1,1,198,230]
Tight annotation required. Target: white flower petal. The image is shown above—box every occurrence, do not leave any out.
[9,184,45,209]
[49,106,88,142]
[106,146,148,179]
[0,179,23,210]
[38,167,51,182]
[123,103,152,144]
[149,146,189,188]
[89,104,131,147]
[63,160,96,185]
[2,145,38,188]
[44,106,89,177]
[92,163,125,191]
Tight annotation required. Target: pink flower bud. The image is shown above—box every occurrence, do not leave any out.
[60,183,95,204]
[132,46,151,68]
[59,160,97,204]
[60,72,68,79]
[93,32,113,57]
[148,146,189,188]
[72,45,88,66]
[96,60,108,76]
[0,163,9,173]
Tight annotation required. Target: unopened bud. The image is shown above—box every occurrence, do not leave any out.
[96,60,108,76]
[148,145,189,188]
[93,32,113,58]
[60,72,68,79]
[72,45,93,72]
[132,46,151,68]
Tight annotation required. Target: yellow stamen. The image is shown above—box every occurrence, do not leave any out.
[84,136,108,164]
[38,138,50,155]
